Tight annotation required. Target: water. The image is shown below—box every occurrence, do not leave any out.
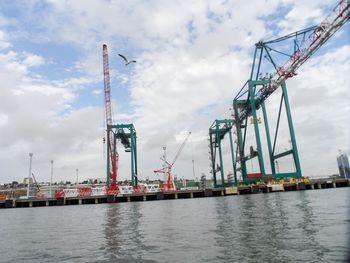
[0,188,349,263]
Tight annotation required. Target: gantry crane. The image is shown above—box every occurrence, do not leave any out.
[154,132,191,191]
[103,44,138,194]
[209,119,236,187]
[210,0,350,185]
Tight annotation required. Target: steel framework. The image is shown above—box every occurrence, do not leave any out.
[103,45,138,191]
[233,79,301,183]
[209,120,237,187]
[110,123,138,186]
[210,0,349,185]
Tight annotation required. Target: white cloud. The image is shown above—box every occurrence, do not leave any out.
[277,1,334,34]
[0,114,8,126]
[0,42,103,183]
[92,89,102,95]
[0,30,11,50]
[289,45,350,175]
[22,52,44,67]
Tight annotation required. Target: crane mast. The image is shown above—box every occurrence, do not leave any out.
[103,44,118,192]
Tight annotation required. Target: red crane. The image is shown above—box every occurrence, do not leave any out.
[103,44,118,194]
[154,132,191,191]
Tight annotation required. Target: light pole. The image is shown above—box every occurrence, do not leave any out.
[50,160,54,197]
[76,168,79,186]
[27,153,33,199]
[192,159,196,179]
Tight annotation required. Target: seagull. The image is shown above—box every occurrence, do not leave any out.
[118,54,136,66]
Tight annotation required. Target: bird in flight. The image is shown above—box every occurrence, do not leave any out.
[118,54,136,66]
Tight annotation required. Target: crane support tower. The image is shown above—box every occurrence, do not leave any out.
[102,45,138,192]
[210,0,349,185]
[209,119,237,187]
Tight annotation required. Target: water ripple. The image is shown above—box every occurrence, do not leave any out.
[0,188,349,262]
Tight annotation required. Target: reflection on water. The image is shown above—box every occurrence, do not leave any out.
[212,190,349,263]
[103,203,121,261]
[296,191,329,261]
[213,197,235,262]
[0,188,348,263]
[102,203,155,262]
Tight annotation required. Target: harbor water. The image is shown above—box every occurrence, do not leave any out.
[0,188,349,262]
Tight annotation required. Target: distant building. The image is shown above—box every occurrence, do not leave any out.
[23,177,33,185]
[337,152,350,179]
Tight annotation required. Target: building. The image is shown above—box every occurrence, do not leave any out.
[337,152,350,179]
[23,177,33,185]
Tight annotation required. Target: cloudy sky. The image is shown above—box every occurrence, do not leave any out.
[0,0,349,184]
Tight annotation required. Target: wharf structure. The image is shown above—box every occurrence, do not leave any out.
[1,178,349,209]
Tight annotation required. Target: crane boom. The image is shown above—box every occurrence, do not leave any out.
[272,0,350,84]
[238,0,350,121]
[171,132,191,167]
[103,44,118,192]
[267,0,350,92]
[103,44,113,126]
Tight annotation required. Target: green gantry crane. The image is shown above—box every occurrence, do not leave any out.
[209,120,237,187]
[210,0,350,185]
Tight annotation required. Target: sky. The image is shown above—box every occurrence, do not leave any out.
[0,0,349,184]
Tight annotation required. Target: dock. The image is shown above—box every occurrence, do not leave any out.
[1,178,349,209]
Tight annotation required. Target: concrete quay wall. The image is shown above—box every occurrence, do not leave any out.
[1,178,349,209]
